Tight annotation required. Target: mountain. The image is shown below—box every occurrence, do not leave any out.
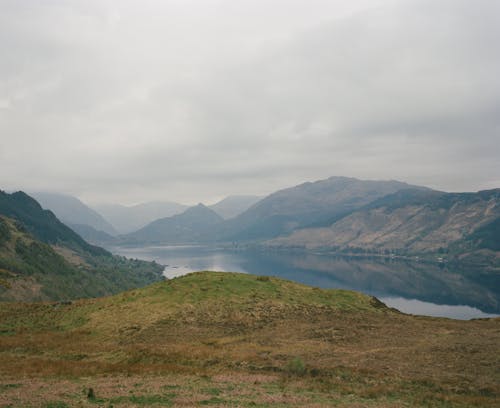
[0,190,163,301]
[94,201,189,234]
[67,223,117,246]
[30,192,117,236]
[220,176,428,241]
[123,203,224,244]
[1,191,106,256]
[268,188,500,261]
[209,195,262,219]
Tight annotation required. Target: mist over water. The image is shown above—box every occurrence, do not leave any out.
[111,245,500,320]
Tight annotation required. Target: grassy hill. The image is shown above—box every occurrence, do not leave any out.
[0,272,498,407]
[0,190,164,301]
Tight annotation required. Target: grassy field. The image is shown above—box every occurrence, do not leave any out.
[0,272,499,407]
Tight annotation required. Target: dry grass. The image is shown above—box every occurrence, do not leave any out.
[0,272,499,407]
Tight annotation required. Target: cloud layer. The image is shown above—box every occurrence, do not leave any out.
[1,0,499,204]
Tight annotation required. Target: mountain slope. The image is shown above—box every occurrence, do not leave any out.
[209,195,262,219]
[0,190,107,256]
[31,192,117,235]
[269,188,500,259]
[123,203,223,244]
[0,190,163,301]
[220,176,428,241]
[94,201,188,234]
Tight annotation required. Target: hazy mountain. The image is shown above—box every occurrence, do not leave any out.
[30,192,117,236]
[220,176,428,241]
[123,203,223,244]
[209,195,262,219]
[68,223,117,246]
[94,201,189,234]
[0,190,163,301]
[268,188,500,261]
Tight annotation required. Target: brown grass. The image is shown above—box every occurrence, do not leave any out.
[0,272,498,407]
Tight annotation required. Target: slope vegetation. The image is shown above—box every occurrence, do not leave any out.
[0,272,498,407]
[0,191,163,301]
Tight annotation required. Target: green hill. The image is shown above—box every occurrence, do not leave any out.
[0,190,164,301]
[0,272,498,407]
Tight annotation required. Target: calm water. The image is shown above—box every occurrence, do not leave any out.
[110,245,500,320]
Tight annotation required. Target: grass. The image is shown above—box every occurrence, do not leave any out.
[0,271,498,407]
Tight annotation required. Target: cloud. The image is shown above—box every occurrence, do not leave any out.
[0,0,499,204]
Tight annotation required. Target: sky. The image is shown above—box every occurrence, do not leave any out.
[0,0,499,206]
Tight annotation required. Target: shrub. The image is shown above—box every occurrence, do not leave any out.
[285,357,306,376]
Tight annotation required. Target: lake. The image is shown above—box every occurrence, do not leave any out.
[110,245,500,320]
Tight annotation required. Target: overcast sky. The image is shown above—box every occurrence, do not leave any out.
[1,0,499,205]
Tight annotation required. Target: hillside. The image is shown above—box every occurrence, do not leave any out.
[94,201,189,234]
[31,192,117,236]
[268,188,500,261]
[0,191,164,301]
[0,190,106,256]
[219,176,428,241]
[0,272,498,407]
[123,203,223,244]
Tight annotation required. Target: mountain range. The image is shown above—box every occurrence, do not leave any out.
[93,201,189,234]
[16,176,500,265]
[268,188,500,263]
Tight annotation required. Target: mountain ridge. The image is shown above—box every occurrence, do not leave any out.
[30,192,117,236]
[267,188,500,263]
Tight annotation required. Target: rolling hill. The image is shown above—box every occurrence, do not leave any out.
[0,272,498,407]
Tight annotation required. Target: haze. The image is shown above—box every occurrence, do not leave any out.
[1,0,499,205]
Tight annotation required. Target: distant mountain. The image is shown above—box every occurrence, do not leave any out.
[94,201,188,234]
[220,177,428,241]
[268,188,500,262]
[123,204,223,244]
[30,192,117,236]
[0,190,163,301]
[209,195,262,219]
[68,223,117,246]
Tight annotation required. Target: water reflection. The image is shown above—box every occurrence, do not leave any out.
[110,245,500,319]
[380,297,499,320]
